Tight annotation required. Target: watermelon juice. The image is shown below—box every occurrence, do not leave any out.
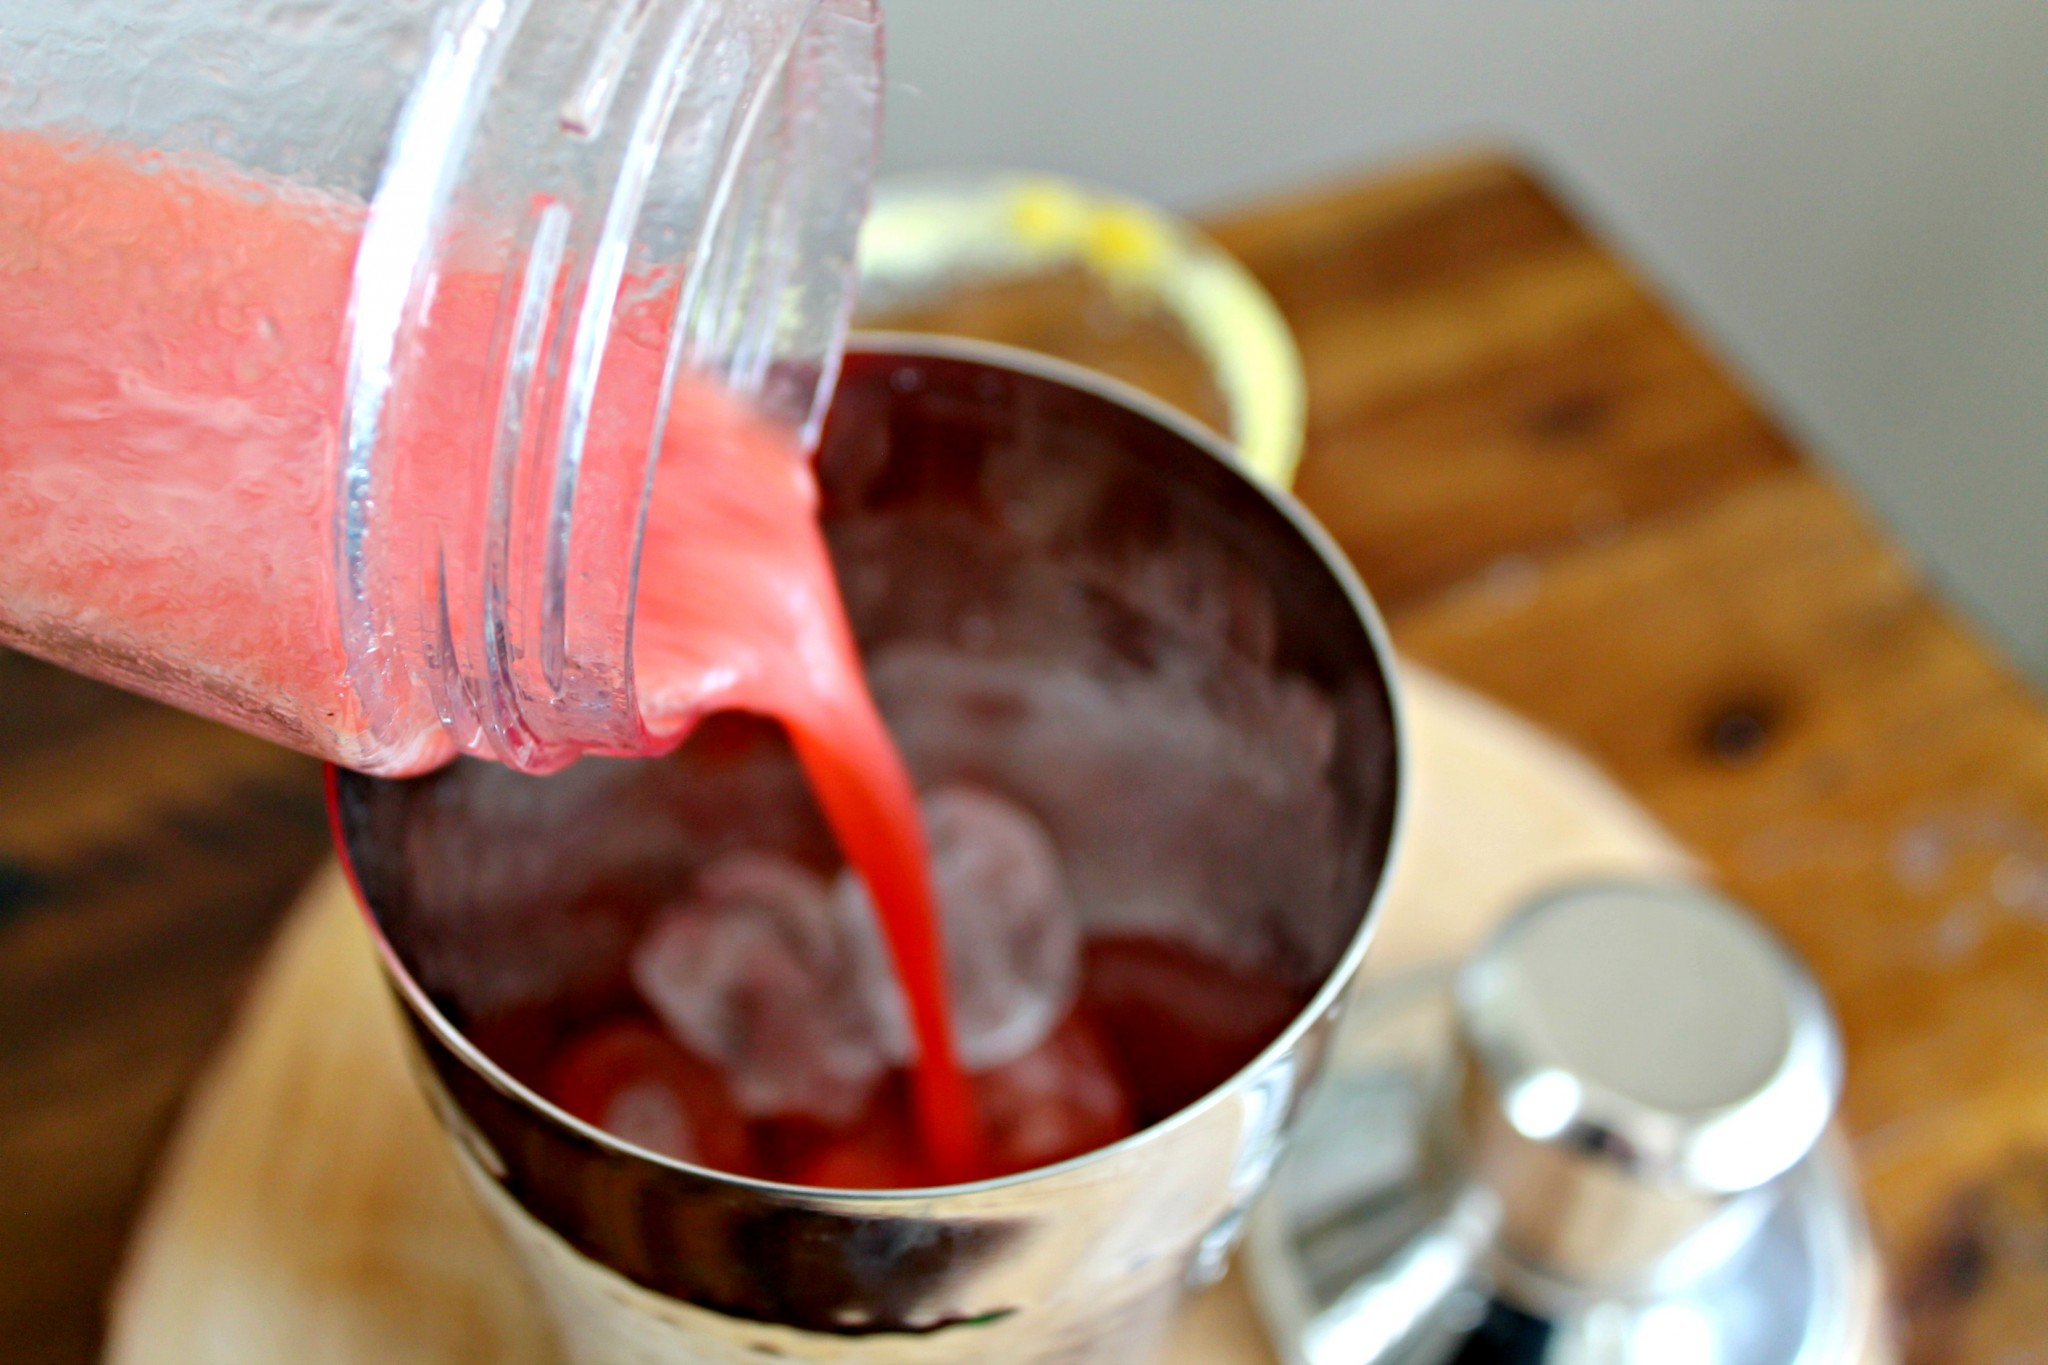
[0,132,995,1176]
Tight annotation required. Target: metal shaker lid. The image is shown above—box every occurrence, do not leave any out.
[1457,881,1842,1292]
[1244,879,1882,1365]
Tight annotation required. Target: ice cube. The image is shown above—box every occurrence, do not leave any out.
[837,783,1080,1073]
[863,644,1355,981]
[544,1020,752,1172]
[631,853,903,1124]
[974,1012,1136,1178]
[602,1081,692,1159]
[786,1011,1137,1187]
[788,1090,925,1191]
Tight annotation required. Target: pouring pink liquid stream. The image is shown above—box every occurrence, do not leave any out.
[0,133,984,1177]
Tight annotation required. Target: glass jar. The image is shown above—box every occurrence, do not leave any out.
[855,171,1308,489]
[0,0,882,774]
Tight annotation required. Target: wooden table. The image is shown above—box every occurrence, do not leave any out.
[3,153,2042,1364]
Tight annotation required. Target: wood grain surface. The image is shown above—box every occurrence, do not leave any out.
[3,151,2043,1362]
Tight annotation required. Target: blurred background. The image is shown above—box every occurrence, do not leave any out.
[876,0,2048,682]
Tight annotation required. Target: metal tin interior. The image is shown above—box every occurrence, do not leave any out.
[330,338,1405,1347]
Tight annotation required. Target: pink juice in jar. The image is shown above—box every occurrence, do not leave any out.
[0,132,992,1177]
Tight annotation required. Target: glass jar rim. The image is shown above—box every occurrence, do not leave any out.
[335,0,883,774]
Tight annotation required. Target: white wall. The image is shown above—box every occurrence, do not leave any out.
[877,1,2048,680]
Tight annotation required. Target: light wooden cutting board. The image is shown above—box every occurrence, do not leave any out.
[105,667,1712,1364]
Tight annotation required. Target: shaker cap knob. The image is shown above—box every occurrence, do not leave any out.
[1454,880,1841,1291]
